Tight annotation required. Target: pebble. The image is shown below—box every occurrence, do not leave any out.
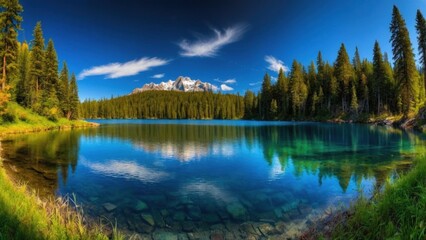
[102,203,117,212]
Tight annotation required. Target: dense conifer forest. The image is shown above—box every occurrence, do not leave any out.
[80,6,426,122]
[0,0,79,122]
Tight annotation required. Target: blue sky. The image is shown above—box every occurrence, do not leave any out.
[19,0,426,100]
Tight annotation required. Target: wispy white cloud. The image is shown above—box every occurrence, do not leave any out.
[215,78,237,84]
[221,84,234,91]
[179,24,247,57]
[265,55,289,73]
[249,81,262,86]
[151,73,165,79]
[78,57,170,80]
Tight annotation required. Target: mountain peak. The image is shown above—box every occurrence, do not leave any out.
[131,76,218,94]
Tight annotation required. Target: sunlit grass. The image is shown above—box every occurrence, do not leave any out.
[330,159,426,239]
[0,102,97,136]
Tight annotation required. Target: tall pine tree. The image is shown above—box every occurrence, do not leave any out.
[334,43,354,112]
[0,0,23,112]
[289,60,308,117]
[416,9,426,91]
[68,73,79,120]
[59,62,69,116]
[16,41,30,106]
[29,22,45,112]
[390,6,419,117]
[42,39,60,119]
[260,73,272,119]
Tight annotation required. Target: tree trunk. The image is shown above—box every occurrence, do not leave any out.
[1,55,6,91]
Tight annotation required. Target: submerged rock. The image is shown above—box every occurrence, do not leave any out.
[173,211,186,221]
[103,203,117,212]
[152,209,166,227]
[274,208,283,218]
[257,223,277,236]
[153,231,178,240]
[226,202,247,220]
[134,200,149,212]
[182,221,196,232]
[141,213,155,226]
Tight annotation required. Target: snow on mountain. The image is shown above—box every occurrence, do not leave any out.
[131,76,219,94]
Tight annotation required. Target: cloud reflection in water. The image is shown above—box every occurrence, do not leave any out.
[80,156,170,183]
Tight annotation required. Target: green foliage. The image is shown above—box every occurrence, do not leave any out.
[68,73,79,120]
[289,60,308,117]
[0,0,23,89]
[29,22,45,113]
[15,42,30,106]
[58,62,69,115]
[260,73,273,119]
[391,6,420,117]
[334,43,355,112]
[79,91,244,120]
[416,10,426,91]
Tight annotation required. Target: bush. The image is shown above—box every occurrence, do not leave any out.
[1,112,16,123]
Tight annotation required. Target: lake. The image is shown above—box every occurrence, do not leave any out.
[0,120,420,239]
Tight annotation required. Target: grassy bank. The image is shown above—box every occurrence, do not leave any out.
[303,159,426,239]
[0,102,98,136]
[0,157,125,240]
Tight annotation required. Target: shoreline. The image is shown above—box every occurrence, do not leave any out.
[0,120,99,137]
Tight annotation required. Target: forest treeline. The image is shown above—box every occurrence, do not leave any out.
[245,6,426,120]
[79,91,245,119]
[0,0,79,121]
[80,6,426,121]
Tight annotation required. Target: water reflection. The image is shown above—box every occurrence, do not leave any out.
[80,158,171,183]
[0,121,423,238]
[1,131,80,196]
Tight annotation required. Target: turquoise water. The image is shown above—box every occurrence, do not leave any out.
[0,120,419,239]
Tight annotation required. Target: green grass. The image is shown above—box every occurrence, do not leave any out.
[0,102,98,136]
[0,158,125,240]
[330,159,426,240]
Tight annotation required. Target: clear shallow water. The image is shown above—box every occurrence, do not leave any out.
[0,120,420,239]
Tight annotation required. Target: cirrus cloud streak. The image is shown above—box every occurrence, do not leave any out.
[265,55,289,73]
[179,24,247,57]
[78,57,170,80]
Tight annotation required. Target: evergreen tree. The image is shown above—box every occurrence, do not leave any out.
[42,39,60,119]
[289,60,308,117]
[68,73,79,120]
[275,67,288,117]
[260,73,272,119]
[0,0,23,90]
[243,90,255,119]
[0,0,23,111]
[416,9,426,91]
[307,61,317,115]
[350,83,358,115]
[270,99,278,118]
[390,6,419,117]
[372,41,385,114]
[16,41,30,106]
[29,22,45,112]
[334,43,354,112]
[58,62,69,116]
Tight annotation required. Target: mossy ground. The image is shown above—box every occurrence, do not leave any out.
[0,102,98,136]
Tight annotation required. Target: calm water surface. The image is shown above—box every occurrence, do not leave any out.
[0,120,420,239]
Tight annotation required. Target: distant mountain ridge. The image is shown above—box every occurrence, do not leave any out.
[131,76,218,94]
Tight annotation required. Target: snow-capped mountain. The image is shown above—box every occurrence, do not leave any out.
[131,76,218,94]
